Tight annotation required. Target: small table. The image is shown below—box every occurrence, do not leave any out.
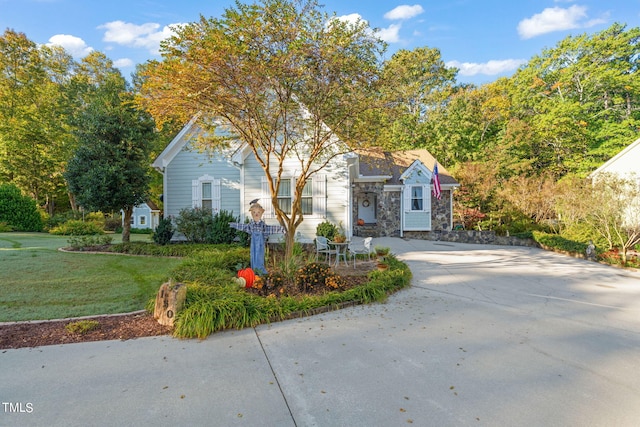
[329,241,349,267]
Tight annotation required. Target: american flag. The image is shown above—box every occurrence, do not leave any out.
[432,163,442,200]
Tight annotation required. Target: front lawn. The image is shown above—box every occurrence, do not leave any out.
[0,233,183,321]
[1,233,413,341]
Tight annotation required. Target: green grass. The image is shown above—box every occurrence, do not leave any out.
[171,254,412,339]
[0,232,182,322]
[1,232,413,339]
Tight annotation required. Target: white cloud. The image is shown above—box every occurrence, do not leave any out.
[377,24,402,43]
[335,13,367,27]
[46,34,93,57]
[333,13,405,44]
[113,58,134,68]
[98,20,182,55]
[384,5,424,21]
[517,5,604,39]
[446,59,526,77]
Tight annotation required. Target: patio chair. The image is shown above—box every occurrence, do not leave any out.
[348,237,372,267]
[315,236,334,263]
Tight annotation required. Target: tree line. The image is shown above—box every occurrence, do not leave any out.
[1,0,639,250]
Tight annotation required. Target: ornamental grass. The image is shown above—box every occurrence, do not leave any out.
[169,250,412,339]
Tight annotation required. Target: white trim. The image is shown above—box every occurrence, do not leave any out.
[152,114,202,171]
[400,160,432,182]
[192,174,221,213]
[449,188,454,230]
[231,143,253,166]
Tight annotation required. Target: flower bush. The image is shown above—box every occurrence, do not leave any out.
[295,262,338,293]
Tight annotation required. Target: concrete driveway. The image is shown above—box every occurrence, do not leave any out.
[2,238,640,426]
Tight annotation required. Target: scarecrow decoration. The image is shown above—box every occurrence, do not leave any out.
[229,199,285,275]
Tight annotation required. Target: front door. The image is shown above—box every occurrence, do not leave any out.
[358,193,376,224]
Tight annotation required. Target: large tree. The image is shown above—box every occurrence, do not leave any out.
[138,0,384,256]
[65,60,154,242]
[0,29,74,211]
[373,46,457,151]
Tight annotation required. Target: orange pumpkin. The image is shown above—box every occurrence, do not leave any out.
[237,267,255,288]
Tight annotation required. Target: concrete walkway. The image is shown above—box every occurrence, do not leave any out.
[2,238,640,426]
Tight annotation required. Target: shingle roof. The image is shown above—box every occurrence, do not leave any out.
[145,200,160,211]
[357,148,458,186]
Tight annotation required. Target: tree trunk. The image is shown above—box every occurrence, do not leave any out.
[68,192,77,212]
[284,224,296,259]
[122,206,133,243]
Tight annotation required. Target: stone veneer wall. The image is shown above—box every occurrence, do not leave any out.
[431,190,451,231]
[351,183,536,247]
[403,229,539,247]
[353,183,454,238]
[352,182,400,237]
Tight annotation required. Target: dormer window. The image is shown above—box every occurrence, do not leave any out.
[411,186,424,211]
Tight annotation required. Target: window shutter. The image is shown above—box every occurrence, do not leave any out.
[261,176,273,218]
[423,184,431,212]
[192,179,201,208]
[212,179,221,213]
[313,174,327,218]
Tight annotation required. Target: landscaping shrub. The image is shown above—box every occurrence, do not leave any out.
[65,320,100,334]
[176,207,214,243]
[50,220,104,236]
[104,217,122,232]
[170,247,251,283]
[0,183,43,231]
[560,222,607,252]
[153,217,175,245]
[45,211,81,231]
[532,231,588,254]
[208,210,239,244]
[176,208,239,244]
[316,220,337,240]
[295,262,335,293]
[67,235,113,250]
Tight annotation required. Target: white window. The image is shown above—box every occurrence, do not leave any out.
[403,183,431,231]
[139,215,147,226]
[405,184,428,212]
[277,179,292,214]
[410,186,424,211]
[262,175,325,218]
[300,180,313,215]
[201,182,213,210]
[192,174,221,213]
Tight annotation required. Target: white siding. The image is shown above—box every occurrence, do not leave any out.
[245,153,349,241]
[593,138,640,178]
[401,162,432,231]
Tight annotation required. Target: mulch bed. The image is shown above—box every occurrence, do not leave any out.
[1,260,379,350]
[0,312,172,350]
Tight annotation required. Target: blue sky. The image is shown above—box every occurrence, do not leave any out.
[1,0,639,85]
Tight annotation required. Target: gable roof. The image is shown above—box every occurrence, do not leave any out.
[152,114,202,171]
[145,200,160,211]
[356,149,458,186]
[589,136,640,179]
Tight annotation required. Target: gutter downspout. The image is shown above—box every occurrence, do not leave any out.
[400,184,404,238]
[449,188,454,230]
